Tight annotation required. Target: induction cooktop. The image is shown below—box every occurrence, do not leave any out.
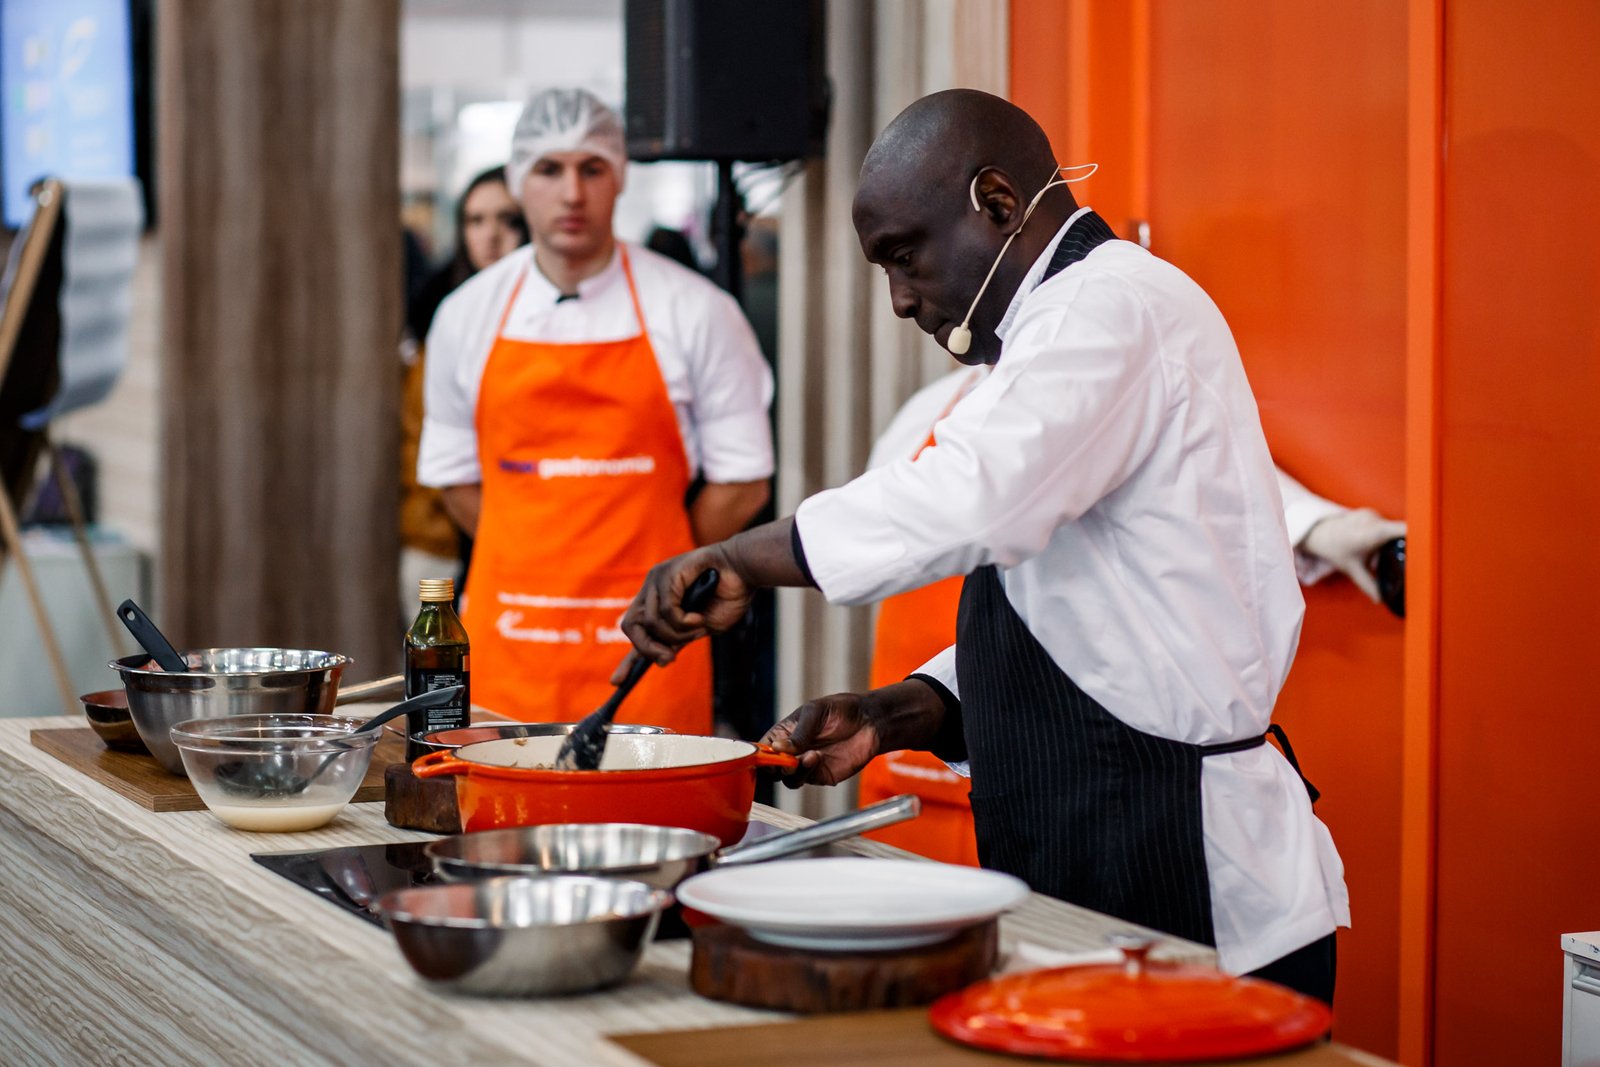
[250,820,827,937]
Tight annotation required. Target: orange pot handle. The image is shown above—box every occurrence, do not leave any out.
[754,743,800,771]
[412,750,467,779]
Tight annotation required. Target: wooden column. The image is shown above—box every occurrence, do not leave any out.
[158,0,401,678]
[775,0,983,821]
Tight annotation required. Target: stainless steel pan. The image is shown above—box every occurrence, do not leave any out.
[424,793,921,890]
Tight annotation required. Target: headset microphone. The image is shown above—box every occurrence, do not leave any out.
[947,163,1098,357]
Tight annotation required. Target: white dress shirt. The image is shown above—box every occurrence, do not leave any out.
[797,213,1349,974]
[418,243,774,489]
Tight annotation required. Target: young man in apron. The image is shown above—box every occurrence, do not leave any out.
[613,90,1349,1004]
[417,89,773,732]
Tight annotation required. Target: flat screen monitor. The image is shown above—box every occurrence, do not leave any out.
[0,0,136,228]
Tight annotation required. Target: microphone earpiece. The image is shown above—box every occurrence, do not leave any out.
[948,162,1099,359]
[948,323,973,356]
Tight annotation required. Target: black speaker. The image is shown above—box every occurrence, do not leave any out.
[624,0,828,163]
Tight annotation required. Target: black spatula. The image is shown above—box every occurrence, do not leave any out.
[117,598,189,672]
[554,569,720,771]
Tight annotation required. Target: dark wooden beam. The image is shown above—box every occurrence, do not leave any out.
[159,0,401,677]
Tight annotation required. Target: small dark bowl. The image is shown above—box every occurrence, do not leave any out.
[81,689,150,754]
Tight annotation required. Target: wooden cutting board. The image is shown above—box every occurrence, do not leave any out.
[29,726,403,812]
[609,1011,1382,1067]
[689,921,998,1013]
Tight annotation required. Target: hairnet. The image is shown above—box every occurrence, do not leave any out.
[506,88,628,195]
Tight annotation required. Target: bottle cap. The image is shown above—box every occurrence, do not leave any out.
[418,578,454,602]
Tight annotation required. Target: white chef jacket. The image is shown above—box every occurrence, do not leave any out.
[418,242,774,489]
[796,212,1349,974]
[884,372,1349,591]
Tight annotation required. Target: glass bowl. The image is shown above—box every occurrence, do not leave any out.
[112,648,350,774]
[170,714,379,832]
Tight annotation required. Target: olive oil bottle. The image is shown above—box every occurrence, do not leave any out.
[404,578,470,761]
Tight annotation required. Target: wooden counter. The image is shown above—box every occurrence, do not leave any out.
[0,713,1385,1066]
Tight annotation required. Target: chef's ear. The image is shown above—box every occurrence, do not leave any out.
[968,167,1023,231]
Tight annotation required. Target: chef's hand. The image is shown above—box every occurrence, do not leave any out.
[613,545,753,678]
[762,680,948,789]
[615,518,812,680]
[762,694,880,788]
[1301,508,1407,602]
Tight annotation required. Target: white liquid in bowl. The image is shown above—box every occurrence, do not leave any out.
[205,802,346,832]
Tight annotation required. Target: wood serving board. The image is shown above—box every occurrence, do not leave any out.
[610,1011,1375,1067]
[383,759,460,833]
[28,727,403,813]
[689,920,998,1013]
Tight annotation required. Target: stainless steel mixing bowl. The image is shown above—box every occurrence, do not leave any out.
[374,875,670,996]
[111,649,350,774]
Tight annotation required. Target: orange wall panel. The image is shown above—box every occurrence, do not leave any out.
[1011,0,1148,242]
[1144,7,1409,1057]
[1013,1,1409,1057]
[1433,2,1600,1062]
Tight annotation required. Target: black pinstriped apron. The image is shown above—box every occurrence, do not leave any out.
[954,211,1317,948]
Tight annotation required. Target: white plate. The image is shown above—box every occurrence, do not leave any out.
[676,857,1030,951]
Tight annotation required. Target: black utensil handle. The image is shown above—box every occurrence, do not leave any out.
[116,599,188,672]
[612,654,652,702]
[352,685,465,735]
[559,569,725,771]
[609,567,720,700]
[682,568,721,615]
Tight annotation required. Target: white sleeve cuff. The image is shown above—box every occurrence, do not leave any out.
[417,418,482,488]
[1277,469,1347,547]
[697,408,775,483]
[1294,553,1338,587]
[794,473,916,606]
[911,644,959,701]
[1281,492,1346,588]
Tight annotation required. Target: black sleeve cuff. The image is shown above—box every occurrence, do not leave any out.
[790,521,818,588]
[908,672,966,762]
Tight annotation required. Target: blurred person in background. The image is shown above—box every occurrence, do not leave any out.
[740,220,780,363]
[418,89,773,731]
[644,226,702,273]
[399,166,529,619]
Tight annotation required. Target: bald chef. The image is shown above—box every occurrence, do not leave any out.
[418,88,773,732]
[615,89,1348,1004]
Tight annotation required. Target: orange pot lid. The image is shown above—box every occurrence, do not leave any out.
[929,939,1332,1062]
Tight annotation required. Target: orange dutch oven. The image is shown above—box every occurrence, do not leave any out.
[412,734,800,845]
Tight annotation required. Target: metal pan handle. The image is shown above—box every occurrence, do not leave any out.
[712,793,921,868]
[335,673,405,705]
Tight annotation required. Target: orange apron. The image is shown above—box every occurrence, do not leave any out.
[858,372,982,866]
[462,247,712,732]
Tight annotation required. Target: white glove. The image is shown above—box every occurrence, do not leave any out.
[1301,509,1407,602]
